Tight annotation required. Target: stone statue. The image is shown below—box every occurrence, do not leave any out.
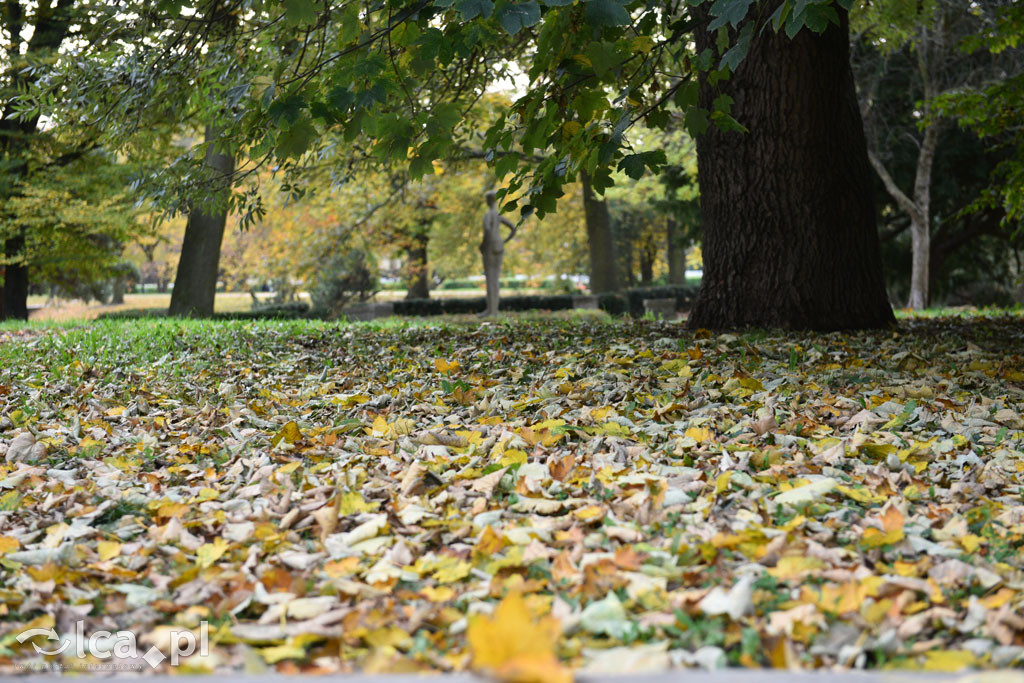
[479,190,516,317]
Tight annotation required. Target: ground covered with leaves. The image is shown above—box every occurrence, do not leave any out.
[0,315,1022,677]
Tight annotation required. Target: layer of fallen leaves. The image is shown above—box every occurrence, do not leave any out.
[0,315,1022,676]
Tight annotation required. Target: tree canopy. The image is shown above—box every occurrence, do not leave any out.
[28,0,850,222]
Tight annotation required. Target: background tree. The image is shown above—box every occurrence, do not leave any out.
[853,0,1023,309]
[1,0,82,319]
[0,150,144,302]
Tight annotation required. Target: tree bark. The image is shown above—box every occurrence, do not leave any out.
[1,236,29,320]
[0,238,28,319]
[688,5,893,330]
[581,170,619,294]
[111,274,125,304]
[666,218,687,285]
[168,126,235,317]
[640,246,654,285]
[405,229,430,300]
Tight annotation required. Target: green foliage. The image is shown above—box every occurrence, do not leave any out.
[0,150,145,294]
[25,0,850,224]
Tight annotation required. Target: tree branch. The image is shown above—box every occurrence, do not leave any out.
[867,150,922,225]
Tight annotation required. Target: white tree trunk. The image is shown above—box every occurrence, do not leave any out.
[908,219,930,309]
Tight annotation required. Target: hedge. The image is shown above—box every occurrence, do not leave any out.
[393,294,577,316]
[95,286,699,321]
[98,301,312,321]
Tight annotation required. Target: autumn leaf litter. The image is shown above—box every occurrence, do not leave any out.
[0,316,1022,676]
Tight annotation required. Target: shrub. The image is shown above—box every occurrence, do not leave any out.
[309,249,377,318]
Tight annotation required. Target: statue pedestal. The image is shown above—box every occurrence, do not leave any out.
[342,302,394,321]
[643,297,678,319]
[572,295,600,310]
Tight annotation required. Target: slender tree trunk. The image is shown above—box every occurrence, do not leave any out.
[168,126,235,317]
[689,4,893,330]
[640,247,654,285]
[620,228,635,287]
[405,230,430,300]
[666,218,687,285]
[581,170,619,294]
[111,274,125,304]
[1,236,29,320]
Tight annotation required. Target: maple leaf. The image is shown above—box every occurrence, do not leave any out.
[467,592,571,683]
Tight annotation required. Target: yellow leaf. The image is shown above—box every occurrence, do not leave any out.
[980,587,1015,609]
[768,555,825,580]
[272,421,303,446]
[421,585,455,602]
[499,449,528,467]
[76,437,105,454]
[835,484,887,504]
[105,406,126,417]
[434,358,459,375]
[260,642,308,664]
[685,426,713,442]
[863,506,905,548]
[433,557,472,584]
[468,592,571,683]
[0,491,20,512]
[629,35,654,54]
[371,415,390,436]
[861,527,904,548]
[196,538,229,568]
[960,534,984,553]
[923,649,976,672]
[97,540,122,561]
[0,535,20,554]
[277,461,302,476]
[338,491,380,515]
[714,471,732,495]
[599,421,631,437]
[572,505,605,522]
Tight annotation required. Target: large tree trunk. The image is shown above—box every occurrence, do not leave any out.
[405,229,430,300]
[689,6,894,330]
[168,126,234,317]
[666,218,687,285]
[581,171,619,294]
[1,236,29,320]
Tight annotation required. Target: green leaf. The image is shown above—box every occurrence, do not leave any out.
[719,22,753,71]
[281,0,318,26]
[496,1,541,35]
[672,80,699,110]
[585,41,618,78]
[707,0,754,31]
[684,107,710,136]
[617,150,666,179]
[802,3,838,33]
[584,0,630,28]
[275,117,316,158]
[268,93,306,126]
[456,0,494,20]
